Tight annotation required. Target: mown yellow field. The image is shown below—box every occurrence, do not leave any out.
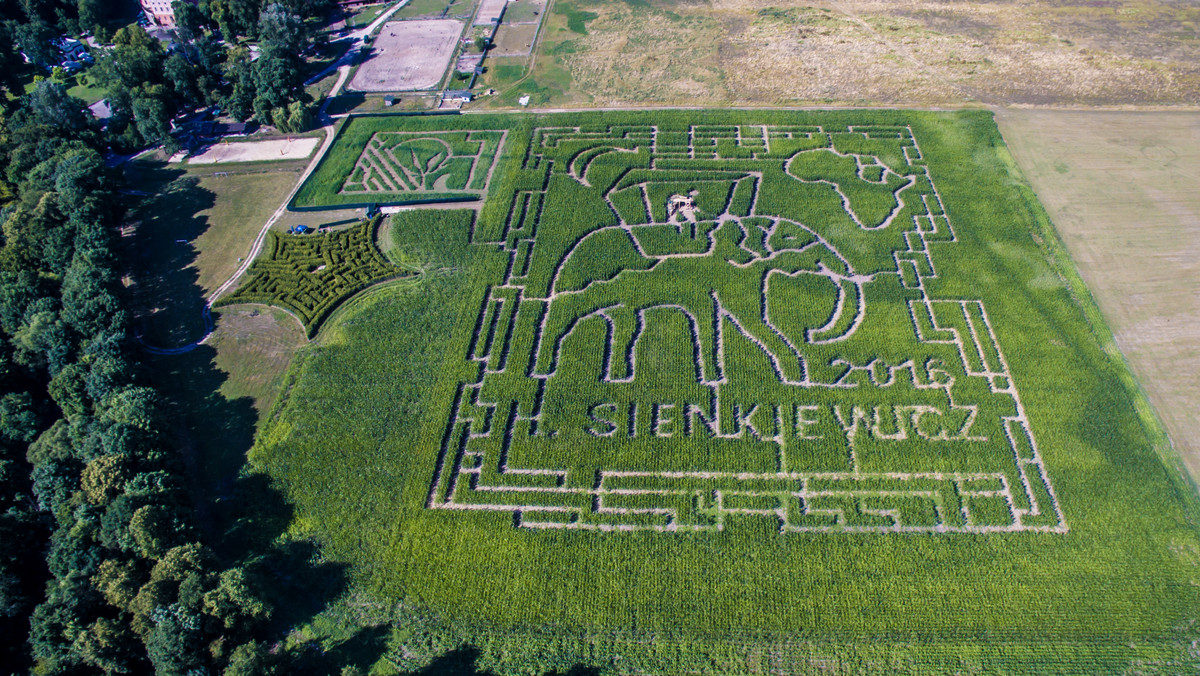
[513,0,1200,107]
[997,109,1200,481]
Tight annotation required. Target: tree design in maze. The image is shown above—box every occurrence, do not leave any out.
[427,124,1067,533]
[341,131,504,197]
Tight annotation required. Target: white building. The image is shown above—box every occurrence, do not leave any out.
[141,0,198,28]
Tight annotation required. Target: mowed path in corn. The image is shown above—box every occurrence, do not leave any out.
[997,110,1200,480]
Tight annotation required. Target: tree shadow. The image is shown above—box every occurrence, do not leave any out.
[127,161,356,662]
[124,161,215,347]
[326,92,367,116]
[149,344,357,658]
[125,173,596,673]
[286,624,392,674]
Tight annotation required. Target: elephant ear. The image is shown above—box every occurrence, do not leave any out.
[554,229,653,294]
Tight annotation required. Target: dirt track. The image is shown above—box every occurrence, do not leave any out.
[187,138,321,164]
[349,19,463,92]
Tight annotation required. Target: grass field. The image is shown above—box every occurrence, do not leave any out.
[502,0,546,24]
[345,2,388,28]
[247,109,1200,673]
[392,0,469,20]
[148,306,308,508]
[996,109,1200,484]
[483,0,1200,108]
[207,306,309,418]
[126,162,305,346]
[491,22,540,56]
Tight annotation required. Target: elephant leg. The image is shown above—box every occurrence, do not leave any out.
[533,292,599,376]
[808,277,865,344]
[677,294,719,385]
[716,289,807,385]
[600,305,639,382]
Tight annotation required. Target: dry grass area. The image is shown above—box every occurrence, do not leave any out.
[273,207,369,234]
[534,0,1200,106]
[997,109,1200,480]
[186,170,307,294]
[492,21,541,55]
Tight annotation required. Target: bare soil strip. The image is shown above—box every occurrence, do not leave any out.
[185,138,321,165]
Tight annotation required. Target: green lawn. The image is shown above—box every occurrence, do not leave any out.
[345,3,387,27]
[65,74,107,104]
[392,0,463,20]
[125,162,304,347]
[21,71,107,105]
[247,110,1200,674]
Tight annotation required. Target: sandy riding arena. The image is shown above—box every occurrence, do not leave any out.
[349,20,463,92]
[185,138,320,165]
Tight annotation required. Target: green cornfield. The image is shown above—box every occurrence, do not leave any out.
[252,110,1200,674]
[292,118,506,208]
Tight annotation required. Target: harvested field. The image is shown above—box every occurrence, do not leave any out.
[502,0,545,24]
[997,109,1200,481]
[518,0,1200,107]
[349,19,464,91]
[491,22,539,55]
[185,137,320,165]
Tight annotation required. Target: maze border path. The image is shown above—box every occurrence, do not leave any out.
[426,123,1067,534]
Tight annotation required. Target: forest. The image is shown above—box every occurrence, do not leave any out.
[0,1,358,672]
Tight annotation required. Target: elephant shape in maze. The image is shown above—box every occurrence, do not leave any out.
[431,124,1068,534]
[533,215,872,385]
[531,149,917,388]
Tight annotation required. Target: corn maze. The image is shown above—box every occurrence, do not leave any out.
[426,123,1066,533]
[256,112,1200,670]
[218,216,411,337]
[341,130,505,199]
